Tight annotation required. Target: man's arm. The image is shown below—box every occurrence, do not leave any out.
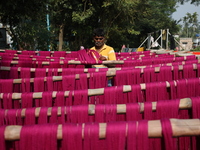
[100,51,116,68]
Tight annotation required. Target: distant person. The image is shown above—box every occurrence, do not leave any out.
[80,46,84,50]
[121,44,126,52]
[90,28,116,68]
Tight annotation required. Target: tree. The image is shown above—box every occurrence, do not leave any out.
[180,12,199,38]
[0,0,50,50]
[176,0,200,5]
[0,0,181,51]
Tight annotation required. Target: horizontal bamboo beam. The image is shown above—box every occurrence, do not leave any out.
[1,82,169,99]
[8,71,119,84]
[0,66,124,73]
[3,119,200,141]
[0,59,125,65]
[0,62,199,76]
[0,49,72,54]
[0,56,66,61]
[5,97,192,118]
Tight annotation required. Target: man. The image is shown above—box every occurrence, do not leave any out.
[90,28,116,68]
[90,28,116,86]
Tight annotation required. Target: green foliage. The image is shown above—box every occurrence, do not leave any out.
[3,0,198,51]
[179,12,200,38]
[72,7,94,24]
[11,19,53,51]
[191,46,200,51]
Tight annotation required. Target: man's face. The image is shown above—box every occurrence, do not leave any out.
[93,36,105,47]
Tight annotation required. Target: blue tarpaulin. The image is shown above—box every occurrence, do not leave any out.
[196,34,200,37]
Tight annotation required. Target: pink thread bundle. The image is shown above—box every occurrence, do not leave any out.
[1,49,200,150]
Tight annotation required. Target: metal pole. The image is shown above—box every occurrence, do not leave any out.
[147,33,151,49]
[46,4,50,51]
[166,29,169,50]
[138,36,149,49]
[160,29,162,48]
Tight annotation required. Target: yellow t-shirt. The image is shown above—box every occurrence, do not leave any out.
[90,44,116,68]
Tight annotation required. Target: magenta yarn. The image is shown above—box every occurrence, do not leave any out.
[126,103,142,121]
[65,90,73,106]
[21,124,58,149]
[0,79,13,93]
[62,75,76,91]
[168,80,177,100]
[38,107,48,124]
[46,76,54,91]
[20,68,31,78]
[143,67,155,83]
[103,86,117,104]
[39,51,51,56]
[127,121,137,150]
[89,72,107,89]
[49,106,58,123]
[144,102,154,120]
[137,120,149,150]
[73,89,88,105]
[5,109,18,125]
[183,64,196,79]
[161,118,177,150]
[33,77,45,92]
[21,78,31,92]
[41,91,53,107]
[54,91,65,106]
[145,82,158,102]
[176,79,188,99]
[105,122,126,150]
[75,73,88,90]
[2,93,12,109]
[24,107,36,125]
[187,78,200,97]
[69,105,89,123]
[57,106,66,124]
[104,104,117,122]
[191,96,200,118]
[172,65,179,80]
[0,109,5,125]
[34,68,46,78]
[128,84,143,103]
[94,104,105,123]
[157,66,173,82]
[156,99,179,119]
[157,82,169,101]
[0,126,6,150]
[83,123,100,150]
[21,92,34,108]
[191,96,200,150]
[61,123,83,150]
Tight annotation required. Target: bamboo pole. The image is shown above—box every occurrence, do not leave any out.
[5,97,192,118]
[0,59,125,65]
[0,83,160,99]
[3,119,200,141]
[0,56,66,60]
[1,63,198,85]
[0,62,199,76]
[0,49,72,54]
[0,66,123,73]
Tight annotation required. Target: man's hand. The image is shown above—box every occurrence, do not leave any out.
[99,55,107,61]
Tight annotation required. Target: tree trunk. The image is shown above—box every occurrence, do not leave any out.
[58,24,64,51]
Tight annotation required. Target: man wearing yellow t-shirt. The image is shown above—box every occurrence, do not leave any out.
[90,28,116,68]
[90,28,116,86]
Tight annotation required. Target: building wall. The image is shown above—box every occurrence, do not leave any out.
[179,38,193,51]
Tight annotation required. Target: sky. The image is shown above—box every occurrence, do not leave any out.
[172,1,200,24]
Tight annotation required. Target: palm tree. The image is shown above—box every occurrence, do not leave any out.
[181,12,199,38]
